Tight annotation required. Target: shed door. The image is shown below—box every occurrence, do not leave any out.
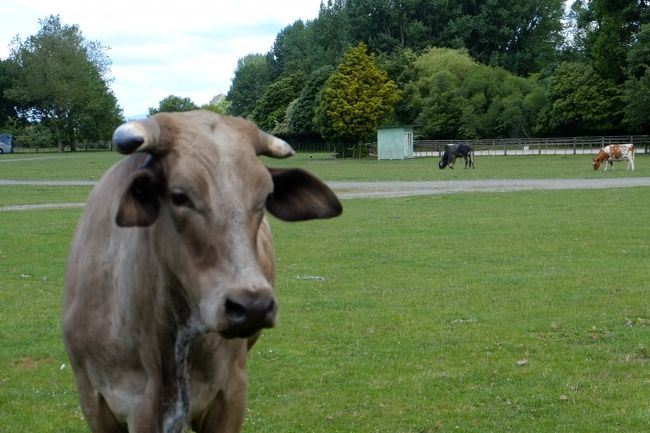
[403,131,413,156]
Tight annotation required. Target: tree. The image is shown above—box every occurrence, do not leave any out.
[250,72,306,132]
[287,65,334,137]
[148,95,198,115]
[305,0,350,70]
[267,21,311,80]
[442,0,565,75]
[562,0,593,62]
[347,0,430,52]
[6,15,122,151]
[623,21,650,132]
[0,59,20,130]
[227,54,271,117]
[627,23,650,79]
[572,0,650,84]
[407,48,545,139]
[378,48,419,124]
[536,61,623,135]
[405,48,475,138]
[316,43,400,152]
[416,70,466,138]
[623,68,650,132]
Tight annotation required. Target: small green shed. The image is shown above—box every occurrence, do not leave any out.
[377,126,414,160]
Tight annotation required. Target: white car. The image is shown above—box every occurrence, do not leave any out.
[0,138,12,153]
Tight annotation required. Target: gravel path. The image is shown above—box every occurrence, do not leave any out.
[1,177,650,211]
[330,177,650,199]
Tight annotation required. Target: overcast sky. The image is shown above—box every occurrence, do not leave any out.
[0,0,324,118]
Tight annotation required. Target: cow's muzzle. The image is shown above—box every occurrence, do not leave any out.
[220,292,277,339]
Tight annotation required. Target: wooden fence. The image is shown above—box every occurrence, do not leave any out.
[7,135,650,156]
[412,136,650,157]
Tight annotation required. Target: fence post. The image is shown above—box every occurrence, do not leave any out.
[572,137,576,155]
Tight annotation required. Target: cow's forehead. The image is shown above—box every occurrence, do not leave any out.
[164,113,255,152]
[160,124,270,199]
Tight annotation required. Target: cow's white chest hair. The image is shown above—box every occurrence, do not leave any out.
[163,316,206,433]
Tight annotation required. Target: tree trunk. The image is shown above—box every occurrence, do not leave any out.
[52,121,65,152]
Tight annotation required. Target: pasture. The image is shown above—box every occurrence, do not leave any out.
[0,152,649,432]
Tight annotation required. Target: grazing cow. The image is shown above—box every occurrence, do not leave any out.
[592,143,635,171]
[439,143,474,169]
[62,111,342,433]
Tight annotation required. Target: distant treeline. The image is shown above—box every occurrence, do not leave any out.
[226,0,650,143]
[3,2,650,152]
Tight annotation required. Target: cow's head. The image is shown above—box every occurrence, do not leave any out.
[592,149,607,170]
[592,157,600,170]
[111,111,342,339]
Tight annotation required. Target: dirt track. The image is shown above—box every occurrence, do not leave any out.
[1,178,650,211]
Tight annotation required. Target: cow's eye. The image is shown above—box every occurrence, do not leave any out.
[170,191,194,209]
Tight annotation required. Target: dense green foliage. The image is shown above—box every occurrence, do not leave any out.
[2,15,122,151]
[227,54,272,118]
[316,43,400,148]
[148,95,199,115]
[226,0,650,143]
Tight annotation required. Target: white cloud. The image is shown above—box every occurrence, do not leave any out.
[0,0,323,117]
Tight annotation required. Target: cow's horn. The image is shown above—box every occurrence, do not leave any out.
[256,130,295,158]
[112,118,161,155]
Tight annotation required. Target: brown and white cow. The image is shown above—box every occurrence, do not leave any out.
[62,111,342,433]
[592,143,635,171]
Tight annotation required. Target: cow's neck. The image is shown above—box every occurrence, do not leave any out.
[162,313,205,433]
[160,269,206,433]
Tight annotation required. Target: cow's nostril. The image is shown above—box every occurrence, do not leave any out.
[225,299,247,323]
[222,294,277,338]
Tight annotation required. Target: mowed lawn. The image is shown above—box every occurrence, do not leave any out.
[0,152,648,432]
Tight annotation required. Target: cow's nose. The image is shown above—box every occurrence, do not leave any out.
[222,293,277,338]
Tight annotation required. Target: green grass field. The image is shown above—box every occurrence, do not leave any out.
[1,150,649,181]
[0,152,648,432]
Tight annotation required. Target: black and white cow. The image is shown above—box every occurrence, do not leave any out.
[439,143,474,169]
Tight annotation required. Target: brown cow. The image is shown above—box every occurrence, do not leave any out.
[62,111,342,433]
[592,143,635,171]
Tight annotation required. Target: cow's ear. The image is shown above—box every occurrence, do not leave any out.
[116,168,162,227]
[266,167,342,221]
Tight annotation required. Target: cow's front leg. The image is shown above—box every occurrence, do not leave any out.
[71,369,128,433]
[191,370,247,433]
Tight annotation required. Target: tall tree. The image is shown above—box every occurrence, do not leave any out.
[347,0,430,52]
[444,0,565,75]
[536,61,623,135]
[316,43,400,152]
[378,48,419,124]
[227,54,271,117]
[6,15,122,151]
[0,59,20,130]
[267,20,311,80]
[582,0,649,83]
[287,65,334,137]
[623,70,650,132]
[251,71,306,132]
[562,0,593,61]
[305,0,350,70]
[623,21,650,132]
